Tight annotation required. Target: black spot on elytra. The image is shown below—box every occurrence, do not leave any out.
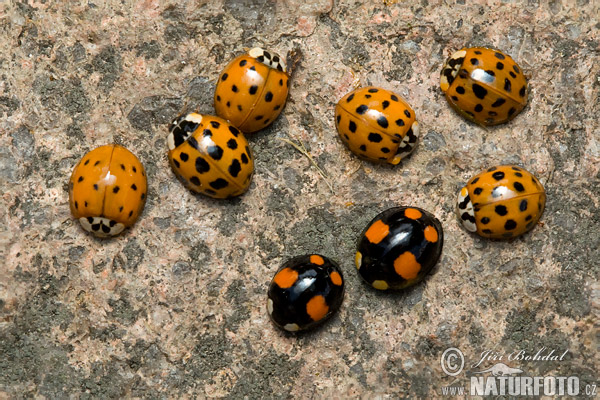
[382,100,390,109]
[474,50,482,55]
[190,176,200,186]
[495,205,508,216]
[128,210,133,217]
[377,116,389,128]
[492,171,505,180]
[525,215,532,221]
[265,92,273,102]
[94,160,100,166]
[474,104,483,112]
[74,201,78,209]
[119,206,123,212]
[239,59,247,67]
[227,139,238,149]
[515,172,523,177]
[491,98,506,107]
[336,115,341,124]
[349,121,357,133]
[210,121,220,129]
[381,147,390,153]
[472,83,488,99]
[396,119,405,127]
[456,86,466,94]
[368,88,379,93]
[509,71,517,79]
[195,157,210,173]
[364,95,371,99]
[488,166,497,172]
[471,177,480,184]
[404,110,411,118]
[93,184,98,190]
[391,94,399,101]
[241,153,249,164]
[279,79,283,86]
[237,105,242,111]
[359,145,367,151]
[470,58,479,65]
[229,159,241,178]
[474,187,483,195]
[255,115,263,120]
[131,184,137,191]
[120,164,125,171]
[229,126,240,136]
[249,85,258,95]
[496,62,504,70]
[514,182,525,192]
[78,176,84,182]
[274,105,281,110]
[504,220,517,230]
[173,158,180,168]
[207,145,223,160]
[452,96,458,101]
[508,107,516,116]
[216,95,221,102]
[488,111,498,116]
[226,101,231,107]
[519,86,526,97]
[368,133,382,143]
[232,84,238,92]
[356,105,368,114]
[481,217,490,224]
[84,159,90,165]
[504,78,512,92]
[347,93,355,102]
[180,152,189,162]
[222,73,228,81]
[520,199,528,211]
[210,178,229,189]
[113,186,120,193]
[132,166,137,173]
[494,52,505,60]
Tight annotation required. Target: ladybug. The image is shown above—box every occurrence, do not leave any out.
[267,254,344,332]
[456,165,546,239]
[440,47,528,125]
[68,144,147,237]
[167,113,254,199]
[335,86,419,165]
[214,47,289,133]
[356,207,443,290]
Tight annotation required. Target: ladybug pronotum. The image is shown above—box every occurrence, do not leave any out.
[440,47,528,125]
[214,47,289,133]
[456,165,546,239]
[356,207,443,290]
[267,254,344,332]
[167,113,254,199]
[68,144,147,237]
[335,86,420,165]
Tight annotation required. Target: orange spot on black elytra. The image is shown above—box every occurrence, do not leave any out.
[273,267,298,289]
[330,271,342,286]
[424,226,438,243]
[306,295,329,321]
[310,255,324,265]
[365,220,389,244]
[394,251,421,280]
[404,208,422,220]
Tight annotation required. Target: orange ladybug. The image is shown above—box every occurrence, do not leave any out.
[214,48,289,133]
[440,47,528,125]
[335,86,419,165]
[68,144,147,237]
[456,165,546,239]
[167,113,254,199]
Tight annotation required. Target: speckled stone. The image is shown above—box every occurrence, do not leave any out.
[1,0,598,397]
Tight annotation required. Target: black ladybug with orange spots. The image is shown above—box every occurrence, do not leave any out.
[267,254,344,332]
[356,207,443,290]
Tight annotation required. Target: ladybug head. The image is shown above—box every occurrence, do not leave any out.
[456,186,477,233]
[248,47,287,73]
[440,49,467,92]
[167,113,203,151]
